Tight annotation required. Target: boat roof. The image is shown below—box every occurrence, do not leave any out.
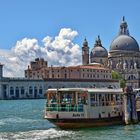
[47,88,123,94]
[134,88,140,92]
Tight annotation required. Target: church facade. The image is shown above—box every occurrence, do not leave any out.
[82,17,140,88]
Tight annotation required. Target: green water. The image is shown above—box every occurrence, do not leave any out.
[0,99,140,140]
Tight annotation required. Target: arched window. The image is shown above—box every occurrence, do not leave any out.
[21,87,25,94]
[10,87,14,95]
[34,86,38,98]
[29,86,33,94]
[128,75,136,80]
[39,87,43,94]
[16,87,19,93]
[16,87,19,94]
[100,59,103,63]
[15,87,19,98]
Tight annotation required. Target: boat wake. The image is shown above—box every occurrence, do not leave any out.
[0,128,75,140]
[0,117,36,125]
[0,116,56,132]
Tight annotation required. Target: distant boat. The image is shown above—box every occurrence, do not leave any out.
[44,88,124,129]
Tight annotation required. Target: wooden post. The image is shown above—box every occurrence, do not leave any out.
[123,88,131,124]
[131,92,138,123]
[123,86,138,124]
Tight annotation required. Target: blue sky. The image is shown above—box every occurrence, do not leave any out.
[1,0,140,77]
[0,0,140,51]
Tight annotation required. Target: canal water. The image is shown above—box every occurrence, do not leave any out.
[0,99,140,140]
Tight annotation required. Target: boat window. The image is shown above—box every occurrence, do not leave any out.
[109,94,117,106]
[90,93,96,106]
[78,92,88,105]
[105,94,109,106]
[111,94,113,101]
[116,94,123,105]
[101,94,105,106]
[47,91,57,103]
[60,92,74,104]
[99,94,102,106]
[98,94,111,106]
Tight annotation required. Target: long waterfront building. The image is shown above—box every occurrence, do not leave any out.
[0,62,119,99]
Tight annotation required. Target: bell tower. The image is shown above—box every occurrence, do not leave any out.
[82,38,89,65]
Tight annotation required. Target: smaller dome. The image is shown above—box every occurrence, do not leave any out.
[91,47,108,57]
[90,36,108,58]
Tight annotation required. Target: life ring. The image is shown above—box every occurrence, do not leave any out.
[48,92,55,100]
[80,92,88,98]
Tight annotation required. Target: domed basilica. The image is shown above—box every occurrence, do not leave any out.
[82,17,140,88]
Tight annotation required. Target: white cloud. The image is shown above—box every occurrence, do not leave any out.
[0,28,82,77]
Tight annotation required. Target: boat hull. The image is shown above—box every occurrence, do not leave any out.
[46,116,124,129]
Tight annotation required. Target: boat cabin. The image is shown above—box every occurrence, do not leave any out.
[45,88,123,115]
[46,88,88,112]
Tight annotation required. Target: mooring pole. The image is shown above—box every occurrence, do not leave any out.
[131,91,138,123]
[123,86,131,124]
[123,86,138,124]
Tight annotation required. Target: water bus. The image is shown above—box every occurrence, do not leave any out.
[44,88,124,129]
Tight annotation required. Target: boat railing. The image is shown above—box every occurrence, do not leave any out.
[46,103,84,112]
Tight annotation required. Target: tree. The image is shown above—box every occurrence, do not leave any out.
[112,71,126,88]
[112,71,121,79]
[120,79,126,88]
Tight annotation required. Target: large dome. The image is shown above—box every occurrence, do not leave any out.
[110,35,139,52]
[110,17,139,52]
